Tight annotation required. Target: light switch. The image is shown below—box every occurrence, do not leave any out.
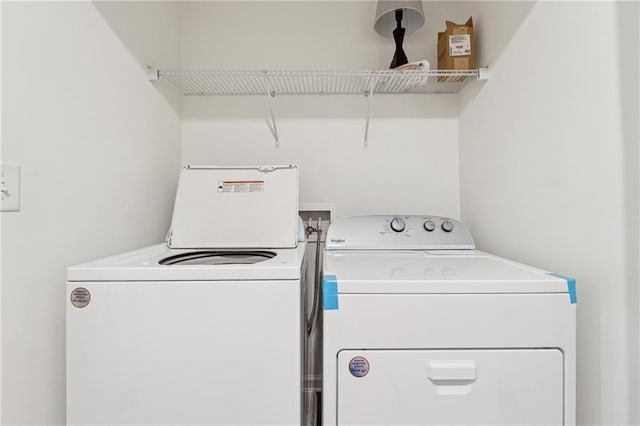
[1,163,21,212]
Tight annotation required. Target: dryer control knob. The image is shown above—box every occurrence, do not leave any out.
[441,220,454,233]
[423,220,436,232]
[390,218,406,233]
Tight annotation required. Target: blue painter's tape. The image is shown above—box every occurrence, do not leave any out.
[323,275,339,310]
[548,272,577,304]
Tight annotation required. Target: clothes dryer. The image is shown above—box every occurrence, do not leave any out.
[322,215,576,426]
[66,165,306,426]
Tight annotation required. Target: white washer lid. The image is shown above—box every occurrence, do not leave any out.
[323,250,570,295]
[168,165,299,249]
[67,243,306,282]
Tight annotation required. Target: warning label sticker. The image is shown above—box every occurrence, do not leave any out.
[449,34,471,56]
[217,180,265,193]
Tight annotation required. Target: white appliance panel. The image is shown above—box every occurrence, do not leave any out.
[169,165,299,249]
[324,293,576,349]
[325,215,475,250]
[67,280,301,425]
[323,293,576,426]
[336,349,563,426]
[67,243,306,282]
[324,250,569,294]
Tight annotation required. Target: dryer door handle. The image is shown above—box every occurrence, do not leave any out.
[427,360,477,383]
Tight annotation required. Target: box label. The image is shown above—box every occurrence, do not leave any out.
[449,34,471,56]
[217,180,264,193]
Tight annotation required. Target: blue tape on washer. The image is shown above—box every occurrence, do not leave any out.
[323,275,339,310]
[548,272,577,304]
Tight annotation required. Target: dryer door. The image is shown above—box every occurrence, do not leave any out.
[337,349,563,425]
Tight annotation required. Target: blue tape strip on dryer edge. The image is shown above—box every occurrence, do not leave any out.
[322,275,339,310]
[548,272,577,304]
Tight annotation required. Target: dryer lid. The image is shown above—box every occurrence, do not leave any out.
[168,165,299,249]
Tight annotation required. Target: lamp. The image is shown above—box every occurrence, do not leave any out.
[374,1,425,69]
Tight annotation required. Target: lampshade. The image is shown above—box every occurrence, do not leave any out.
[374,1,425,37]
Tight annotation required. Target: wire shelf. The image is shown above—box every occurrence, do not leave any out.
[156,69,484,96]
[149,68,488,146]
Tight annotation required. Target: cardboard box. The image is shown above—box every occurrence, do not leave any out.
[437,17,475,70]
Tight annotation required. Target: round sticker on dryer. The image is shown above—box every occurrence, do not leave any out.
[348,356,370,377]
[70,287,91,308]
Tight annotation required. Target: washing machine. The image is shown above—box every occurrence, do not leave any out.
[322,215,576,426]
[66,165,306,426]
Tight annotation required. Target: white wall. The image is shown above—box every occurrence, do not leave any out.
[180,1,461,219]
[0,2,3,421]
[458,2,640,425]
[182,97,460,219]
[1,2,182,424]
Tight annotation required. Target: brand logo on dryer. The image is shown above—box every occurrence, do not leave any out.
[348,356,370,377]
[330,238,346,244]
[70,287,91,308]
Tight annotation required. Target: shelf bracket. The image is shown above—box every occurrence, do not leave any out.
[266,90,279,147]
[477,67,490,81]
[261,72,279,147]
[364,76,376,148]
[146,66,159,81]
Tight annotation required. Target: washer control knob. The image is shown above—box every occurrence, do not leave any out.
[390,217,406,233]
[441,220,454,233]
[423,220,436,232]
